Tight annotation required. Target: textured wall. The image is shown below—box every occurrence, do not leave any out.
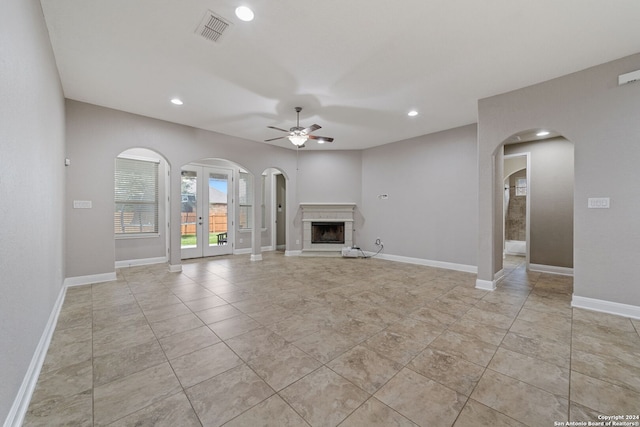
[478,53,640,304]
[0,0,66,422]
[361,124,478,267]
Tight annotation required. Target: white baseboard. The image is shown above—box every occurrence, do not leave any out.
[572,295,640,320]
[63,271,117,287]
[476,279,497,291]
[4,284,66,427]
[115,256,167,268]
[374,253,477,274]
[168,264,182,273]
[288,250,477,274]
[529,263,573,276]
[234,245,273,256]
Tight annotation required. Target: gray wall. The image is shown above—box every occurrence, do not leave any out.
[478,53,640,305]
[65,101,373,276]
[65,100,301,276]
[296,150,363,204]
[294,150,363,245]
[505,138,574,268]
[361,124,478,267]
[0,0,66,422]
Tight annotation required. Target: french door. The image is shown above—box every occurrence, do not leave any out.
[181,165,232,259]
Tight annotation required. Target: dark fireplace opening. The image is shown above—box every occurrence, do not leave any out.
[312,222,345,244]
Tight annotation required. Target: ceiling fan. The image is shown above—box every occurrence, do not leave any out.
[265,107,334,147]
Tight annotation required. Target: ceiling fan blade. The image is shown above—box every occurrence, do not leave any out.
[308,135,334,143]
[302,124,321,134]
[267,126,290,132]
[264,136,286,142]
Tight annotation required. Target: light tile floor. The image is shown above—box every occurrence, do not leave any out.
[24,253,640,426]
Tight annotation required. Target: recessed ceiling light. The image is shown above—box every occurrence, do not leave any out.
[408,110,418,117]
[536,130,550,136]
[235,6,254,21]
[170,98,183,105]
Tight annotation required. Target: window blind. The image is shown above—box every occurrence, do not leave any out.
[114,157,159,234]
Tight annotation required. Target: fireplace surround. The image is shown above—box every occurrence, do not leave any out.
[300,203,355,254]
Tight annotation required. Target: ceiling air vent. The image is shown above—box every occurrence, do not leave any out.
[195,10,231,43]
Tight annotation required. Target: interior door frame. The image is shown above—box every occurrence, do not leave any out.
[503,152,531,269]
[272,172,286,251]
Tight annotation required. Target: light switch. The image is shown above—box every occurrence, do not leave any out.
[588,197,609,209]
[73,200,92,209]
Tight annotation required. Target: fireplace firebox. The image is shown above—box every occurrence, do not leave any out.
[311,222,345,244]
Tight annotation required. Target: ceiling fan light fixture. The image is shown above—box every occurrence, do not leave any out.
[288,133,308,146]
[265,107,333,147]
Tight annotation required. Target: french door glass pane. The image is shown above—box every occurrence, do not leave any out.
[181,170,197,248]
[209,172,228,247]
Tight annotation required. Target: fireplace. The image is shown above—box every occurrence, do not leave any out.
[300,203,356,254]
[312,222,345,244]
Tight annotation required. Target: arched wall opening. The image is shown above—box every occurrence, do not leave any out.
[179,157,256,260]
[114,147,172,267]
[492,130,575,284]
[476,53,640,314]
[261,167,289,253]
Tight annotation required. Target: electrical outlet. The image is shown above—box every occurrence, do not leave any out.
[375,238,382,246]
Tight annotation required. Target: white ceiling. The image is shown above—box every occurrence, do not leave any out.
[40,0,640,150]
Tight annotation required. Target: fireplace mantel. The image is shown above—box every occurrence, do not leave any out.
[300,203,356,254]
[300,203,356,212]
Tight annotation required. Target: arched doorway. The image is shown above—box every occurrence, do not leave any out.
[496,130,574,280]
[261,167,288,252]
[503,153,529,264]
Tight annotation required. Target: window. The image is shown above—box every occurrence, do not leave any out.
[238,171,253,229]
[515,177,527,196]
[114,157,159,235]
